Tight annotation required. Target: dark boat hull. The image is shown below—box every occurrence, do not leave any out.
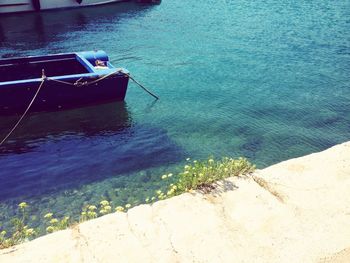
[0,50,129,115]
[0,74,129,115]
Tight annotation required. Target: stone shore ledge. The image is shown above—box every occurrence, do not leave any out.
[1,142,350,263]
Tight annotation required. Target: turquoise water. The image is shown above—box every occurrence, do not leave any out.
[0,1,349,231]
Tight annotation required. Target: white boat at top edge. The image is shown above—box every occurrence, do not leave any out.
[0,0,128,14]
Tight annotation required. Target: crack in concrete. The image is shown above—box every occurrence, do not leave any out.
[149,205,181,262]
[0,247,18,255]
[213,197,243,243]
[71,225,100,263]
[157,216,180,259]
[252,176,285,203]
[125,211,154,261]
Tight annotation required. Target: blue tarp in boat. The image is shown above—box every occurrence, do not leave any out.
[0,50,129,115]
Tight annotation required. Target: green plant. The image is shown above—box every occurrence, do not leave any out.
[158,157,255,198]
[43,213,70,233]
[79,205,98,222]
[99,200,112,215]
[0,202,36,249]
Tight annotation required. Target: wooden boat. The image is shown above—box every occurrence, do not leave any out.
[0,50,129,115]
[0,0,128,14]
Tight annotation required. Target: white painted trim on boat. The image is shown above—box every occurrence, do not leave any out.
[0,0,128,14]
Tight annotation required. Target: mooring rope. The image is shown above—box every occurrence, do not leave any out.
[48,69,159,100]
[0,77,46,147]
[85,70,120,86]
[47,69,120,87]
[127,73,159,100]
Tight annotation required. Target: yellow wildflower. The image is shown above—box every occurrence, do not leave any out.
[44,213,53,219]
[46,226,54,233]
[88,205,97,211]
[50,218,58,224]
[18,202,27,209]
[100,200,109,206]
[115,206,125,212]
[25,228,35,237]
[125,204,131,209]
[87,211,97,218]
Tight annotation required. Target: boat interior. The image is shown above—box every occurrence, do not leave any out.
[0,54,89,83]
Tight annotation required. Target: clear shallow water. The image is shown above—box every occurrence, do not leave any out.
[0,0,349,229]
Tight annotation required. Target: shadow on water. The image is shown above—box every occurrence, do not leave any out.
[0,102,133,154]
[0,1,158,55]
[0,102,184,201]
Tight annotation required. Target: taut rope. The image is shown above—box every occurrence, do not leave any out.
[0,77,46,147]
[127,73,159,100]
[48,70,159,100]
[47,69,120,87]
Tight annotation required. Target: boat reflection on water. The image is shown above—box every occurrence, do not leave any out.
[0,2,159,55]
[0,102,132,155]
[0,102,183,201]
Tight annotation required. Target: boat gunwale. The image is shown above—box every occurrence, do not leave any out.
[0,71,126,86]
[0,53,77,65]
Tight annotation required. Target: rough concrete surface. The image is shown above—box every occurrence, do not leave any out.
[1,142,350,263]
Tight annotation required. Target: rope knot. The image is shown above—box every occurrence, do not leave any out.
[74,81,88,87]
[41,69,47,80]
